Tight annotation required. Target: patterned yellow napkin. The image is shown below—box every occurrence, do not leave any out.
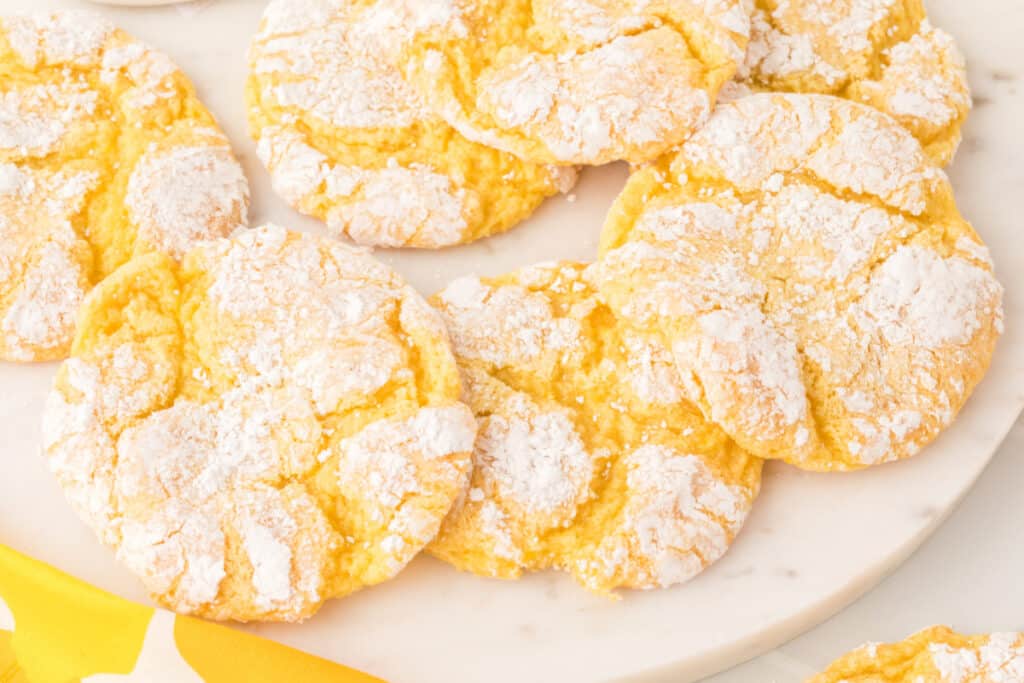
[0,544,383,682]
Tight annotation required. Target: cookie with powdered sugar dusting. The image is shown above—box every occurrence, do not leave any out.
[810,626,1024,682]
[725,0,970,165]
[0,11,249,362]
[43,226,476,622]
[594,94,1003,471]
[429,261,761,594]
[246,0,576,249]
[390,0,753,166]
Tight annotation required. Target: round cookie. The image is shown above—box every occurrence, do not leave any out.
[0,11,249,363]
[246,0,576,249]
[42,225,476,622]
[390,0,753,166]
[428,261,761,593]
[810,626,1024,682]
[727,0,970,165]
[594,94,1003,471]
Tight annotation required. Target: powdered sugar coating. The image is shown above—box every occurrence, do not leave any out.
[931,632,1024,682]
[734,0,970,165]
[623,332,686,406]
[397,0,753,165]
[0,81,98,157]
[1,11,112,69]
[595,94,1003,471]
[0,166,97,361]
[429,261,760,593]
[247,0,575,249]
[0,11,249,362]
[586,445,748,590]
[43,226,475,621]
[473,393,594,529]
[810,626,1024,683]
[127,138,250,260]
[438,274,583,367]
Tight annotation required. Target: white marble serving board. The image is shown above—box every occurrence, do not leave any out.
[1,1,1022,682]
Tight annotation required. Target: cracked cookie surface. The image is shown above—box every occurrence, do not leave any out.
[428,261,761,593]
[246,0,576,249]
[810,626,1024,682]
[42,226,476,622]
[594,94,1003,471]
[0,11,249,362]
[725,0,970,165]
[391,0,753,165]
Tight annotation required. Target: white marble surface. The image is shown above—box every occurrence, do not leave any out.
[0,1,1021,682]
[706,415,1024,681]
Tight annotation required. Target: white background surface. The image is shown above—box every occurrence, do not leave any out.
[1,1,1021,681]
[705,416,1024,682]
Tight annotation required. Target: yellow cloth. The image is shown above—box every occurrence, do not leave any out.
[0,544,384,683]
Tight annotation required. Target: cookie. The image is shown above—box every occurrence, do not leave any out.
[42,225,476,622]
[810,626,1024,682]
[726,0,970,165]
[428,261,761,593]
[0,11,249,363]
[390,0,753,166]
[594,94,1003,471]
[246,0,576,249]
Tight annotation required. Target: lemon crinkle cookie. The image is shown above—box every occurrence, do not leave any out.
[247,0,576,249]
[0,11,249,363]
[809,626,1024,682]
[594,94,1003,471]
[390,0,754,166]
[726,0,970,165]
[428,261,761,593]
[42,226,476,622]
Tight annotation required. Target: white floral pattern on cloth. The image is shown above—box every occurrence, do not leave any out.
[0,543,381,681]
[83,612,203,683]
[0,594,13,631]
